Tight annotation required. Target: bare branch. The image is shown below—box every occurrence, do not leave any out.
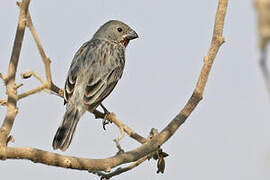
[0,71,48,104]
[4,146,154,172]
[17,2,51,83]
[93,110,147,144]
[253,0,270,52]
[0,0,31,159]
[17,2,63,98]
[15,83,23,89]
[254,0,270,97]
[24,8,63,96]
[91,155,149,179]
[149,0,228,149]
[0,100,7,106]
[0,3,64,105]
[21,70,45,84]
[18,84,47,99]
[0,73,7,84]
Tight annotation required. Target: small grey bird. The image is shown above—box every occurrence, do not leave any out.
[53,20,138,151]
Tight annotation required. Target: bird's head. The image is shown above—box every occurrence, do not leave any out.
[93,20,138,47]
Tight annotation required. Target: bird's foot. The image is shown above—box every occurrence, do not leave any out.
[100,104,112,130]
[102,116,112,130]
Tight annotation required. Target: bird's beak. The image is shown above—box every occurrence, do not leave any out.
[125,30,138,40]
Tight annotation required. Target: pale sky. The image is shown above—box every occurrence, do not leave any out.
[1,0,270,180]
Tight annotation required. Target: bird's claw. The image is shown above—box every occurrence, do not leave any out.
[102,117,112,130]
[101,104,112,130]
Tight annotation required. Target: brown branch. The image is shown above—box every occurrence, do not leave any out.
[0,84,25,106]
[0,0,228,177]
[253,0,270,52]
[4,145,154,172]
[18,84,47,99]
[254,0,270,97]
[0,3,64,106]
[0,73,7,84]
[17,1,63,98]
[21,70,45,84]
[18,71,49,99]
[0,0,31,159]
[25,9,63,97]
[0,71,48,105]
[0,100,7,106]
[91,155,150,179]
[146,0,227,149]
[94,111,147,144]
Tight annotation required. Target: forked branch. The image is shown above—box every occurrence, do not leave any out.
[0,0,31,156]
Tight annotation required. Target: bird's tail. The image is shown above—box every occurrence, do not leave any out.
[52,106,82,151]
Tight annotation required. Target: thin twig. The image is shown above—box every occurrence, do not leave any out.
[1,2,64,107]
[0,71,48,104]
[15,83,23,89]
[21,70,45,84]
[17,1,63,97]
[18,84,47,99]
[91,155,149,179]
[154,0,227,147]
[0,73,7,84]
[0,100,7,106]
[94,111,147,144]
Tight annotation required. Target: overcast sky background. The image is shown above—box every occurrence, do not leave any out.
[1,0,270,180]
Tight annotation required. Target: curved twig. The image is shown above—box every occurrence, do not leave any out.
[91,155,150,179]
[93,111,147,144]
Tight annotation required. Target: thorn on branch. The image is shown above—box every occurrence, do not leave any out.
[21,71,32,79]
[15,83,23,89]
[113,138,124,155]
[6,135,15,146]
[16,1,21,7]
[0,99,7,106]
[21,71,45,84]
[219,36,225,44]
[47,57,52,63]
[0,73,7,84]
[147,128,159,141]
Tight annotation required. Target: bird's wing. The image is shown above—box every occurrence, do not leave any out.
[64,41,93,104]
[83,43,125,110]
[83,66,124,110]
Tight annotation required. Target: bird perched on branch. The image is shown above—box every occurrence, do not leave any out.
[52,20,138,151]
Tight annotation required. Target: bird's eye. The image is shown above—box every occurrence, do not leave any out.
[117,27,123,32]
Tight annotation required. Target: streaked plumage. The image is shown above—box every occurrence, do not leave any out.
[53,20,138,151]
